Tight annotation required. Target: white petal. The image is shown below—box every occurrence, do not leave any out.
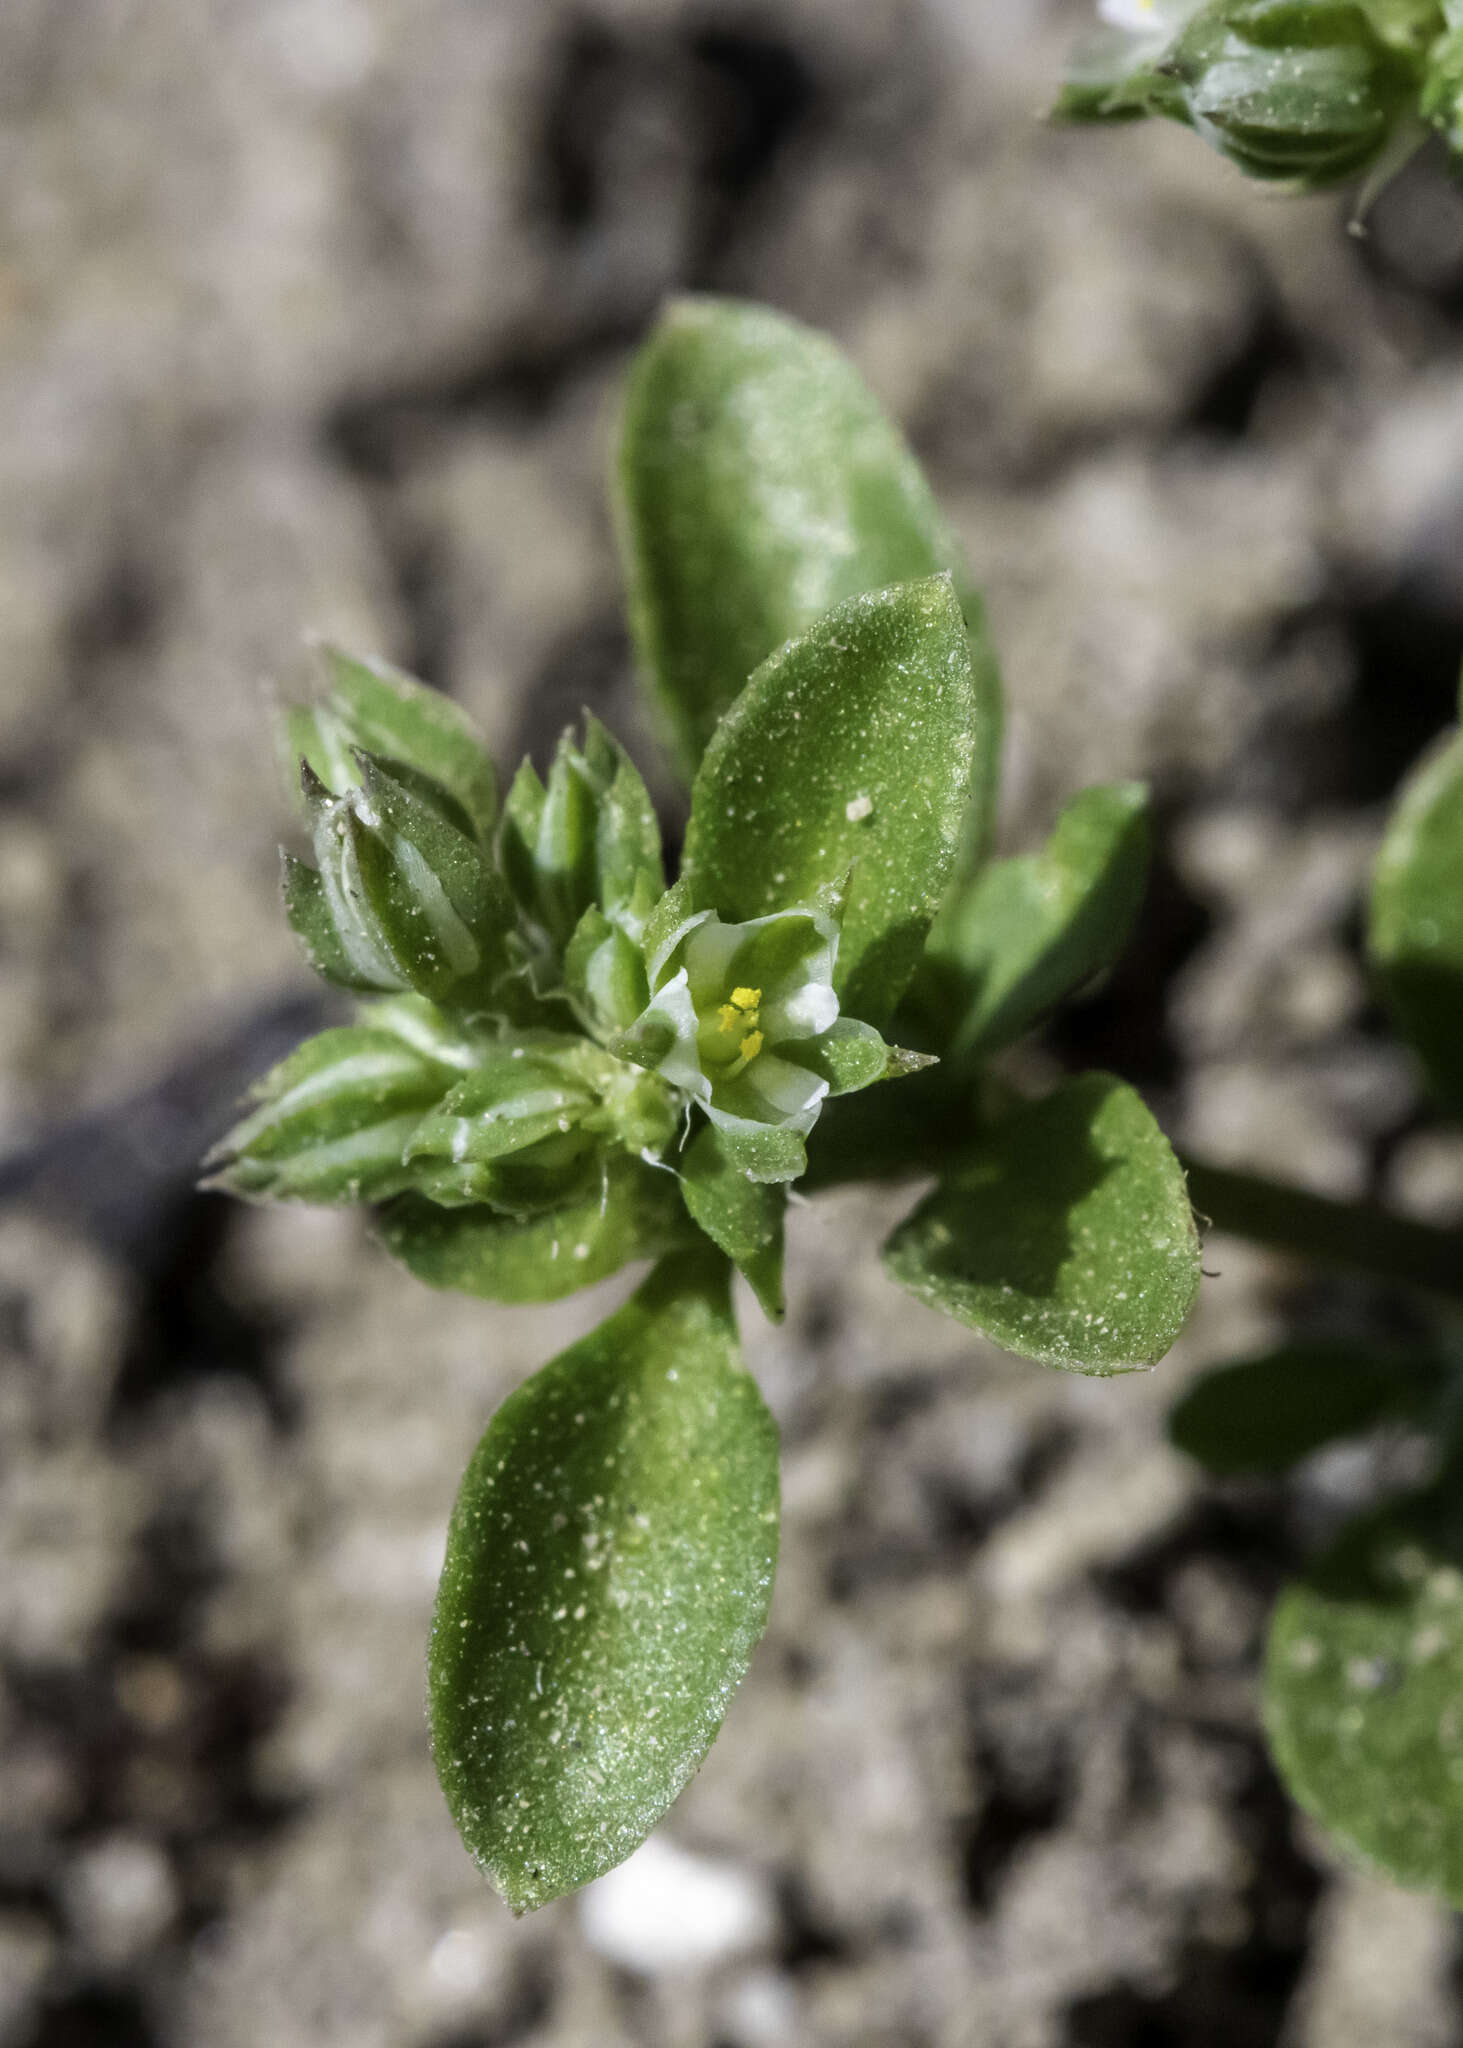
[762,982,839,1043]
[746,1054,829,1122]
[635,971,708,1100]
[683,915,744,1004]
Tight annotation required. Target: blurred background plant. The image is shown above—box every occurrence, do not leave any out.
[11,2,1463,2044]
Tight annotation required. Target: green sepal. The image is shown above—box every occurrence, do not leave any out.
[681,577,978,1031]
[1370,725,1463,1116]
[931,782,1151,1060]
[795,1016,935,1097]
[709,1119,808,1187]
[374,1150,693,1302]
[356,753,515,971]
[1165,0,1421,186]
[1170,1342,1445,1476]
[282,851,381,992]
[428,1244,779,1913]
[498,721,665,950]
[678,1122,786,1320]
[289,644,498,841]
[883,1073,1200,1374]
[578,713,665,921]
[403,1045,598,1193]
[202,1026,460,1205]
[355,993,485,1071]
[565,907,651,1038]
[1265,1475,1463,1908]
[498,758,547,922]
[297,756,515,1007]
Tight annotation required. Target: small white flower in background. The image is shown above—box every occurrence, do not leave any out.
[1095,0,1195,35]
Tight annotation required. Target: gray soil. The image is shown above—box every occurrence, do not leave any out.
[4,3,1463,2044]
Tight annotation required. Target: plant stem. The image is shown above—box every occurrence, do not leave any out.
[1182,1157,1463,1307]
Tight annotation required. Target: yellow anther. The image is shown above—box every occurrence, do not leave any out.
[717,1003,741,1033]
[730,986,761,1012]
[738,1029,764,1062]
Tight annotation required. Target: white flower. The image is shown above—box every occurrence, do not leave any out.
[624,903,843,1137]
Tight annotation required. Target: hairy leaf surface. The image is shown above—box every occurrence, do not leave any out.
[883,1074,1199,1372]
[429,1248,779,1911]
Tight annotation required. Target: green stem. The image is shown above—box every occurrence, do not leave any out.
[1182,1157,1463,1307]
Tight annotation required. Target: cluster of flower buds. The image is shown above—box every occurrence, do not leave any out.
[206,647,912,1296]
[1056,0,1463,190]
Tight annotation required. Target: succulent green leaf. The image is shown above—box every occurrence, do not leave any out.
[935,782,1151,1058]
[202,1027,459,1205]
[1370,726,1463,1115]
[428,1246,780,1912]
[883,1073,1200,1373]
[296,645,499,840]
[375,1151,692,1301]
[682,577,978,1029]
[615,295,1002,836]
[1170,1342,1445,1475]
[1265,1478,1463,1907]
[678,1123,786,1320]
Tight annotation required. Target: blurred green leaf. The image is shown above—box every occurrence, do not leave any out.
[202,1026,459,1205]
[289,645,498,841]
[1371,725,1463,1116]
[1171,1342,1444,1475]
[682,577,976,1030]
[429,1245,779,1912]
[375,1150,692,1301]
[883,1073,1199,1373]
[932,782,1150,1059]
[1266,1477,1463,1907]
[678,1122,786,1320]
[615,295,1002,838]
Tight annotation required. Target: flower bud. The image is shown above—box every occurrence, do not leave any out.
[400,1033,677,1215]
[1162,0,1421,185]
[285,644,499,843]
[202,1026,461,1205]
[498,718,664,951]
[1057,0,1427,188]
[290,755,515,1007]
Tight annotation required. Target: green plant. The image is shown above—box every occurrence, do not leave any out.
[1054,0,1463,190]
[1056,12,1463,1905]
[207,297,1203,1912]
[1172,696,1463,1910]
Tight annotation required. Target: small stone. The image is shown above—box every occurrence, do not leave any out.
[578,1834,774,1977]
